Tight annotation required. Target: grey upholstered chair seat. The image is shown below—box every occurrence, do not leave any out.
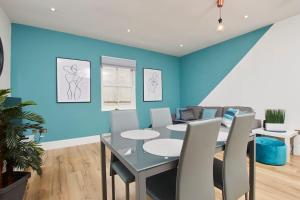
[147,169,177,200]
[213,158,224,189]
[111,161,135,183]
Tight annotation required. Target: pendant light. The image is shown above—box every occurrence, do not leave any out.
[217,0,224,31]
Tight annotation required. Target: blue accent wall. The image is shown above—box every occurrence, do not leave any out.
[11,24,180,142]
[180,26,270,107]
[11,23,271,142]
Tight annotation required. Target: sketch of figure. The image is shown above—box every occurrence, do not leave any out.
[63,64,83,100]
[143,68,162,101]
[147,71,160,94]
[57,58,91,103]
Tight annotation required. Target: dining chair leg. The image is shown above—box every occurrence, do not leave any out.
[111,174,115,200]
[126,183,130,200]
[245,193,248,200]
[221,189,225,200]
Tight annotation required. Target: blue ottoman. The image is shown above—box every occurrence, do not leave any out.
[256,137,286,166]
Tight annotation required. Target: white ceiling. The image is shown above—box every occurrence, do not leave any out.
[0,0,300,56]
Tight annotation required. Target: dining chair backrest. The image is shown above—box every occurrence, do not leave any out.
[150,107,173,128]
[223,113,255,200]
[110,109,139,134]
[176,118,222,200]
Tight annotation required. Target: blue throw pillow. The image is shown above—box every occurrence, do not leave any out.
[222,108,239,128]
[176,108,187,119]
[202,108,217,120]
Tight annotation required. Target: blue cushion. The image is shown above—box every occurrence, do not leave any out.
[222,108,239,128]
[256,137,286,166]
[202,108,217,120]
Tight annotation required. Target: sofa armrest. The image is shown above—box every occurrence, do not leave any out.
[252,119,262,129]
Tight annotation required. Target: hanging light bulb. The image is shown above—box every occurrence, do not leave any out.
[217,23,224,31]
[217,24,224,31]
[217,16,224,31]
[217,0,224,32]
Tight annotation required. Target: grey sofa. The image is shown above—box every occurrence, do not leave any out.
[173,106,261,129]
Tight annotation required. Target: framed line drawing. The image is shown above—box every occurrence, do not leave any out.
[143,68,163,102]
[0,37,4,77]
[56,57,91,103]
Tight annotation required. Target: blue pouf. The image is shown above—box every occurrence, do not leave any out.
[256,137,286,166]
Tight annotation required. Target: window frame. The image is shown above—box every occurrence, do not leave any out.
[101,63,136,111]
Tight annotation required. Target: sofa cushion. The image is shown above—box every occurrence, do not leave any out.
[202,108,218,120]
[175,108,187,119]
[187,106,202,119]
[180,109,196,121]
[201,107,224,118]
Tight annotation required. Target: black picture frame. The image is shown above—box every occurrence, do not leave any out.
[0,37,4,77]
[56,57,91,103]
[143,68,163,102]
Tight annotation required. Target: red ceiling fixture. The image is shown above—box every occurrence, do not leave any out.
[217,0,224,7]
[217,0,225,31]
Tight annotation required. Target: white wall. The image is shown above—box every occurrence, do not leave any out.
[0,7,11,89]
[201,14,300,130]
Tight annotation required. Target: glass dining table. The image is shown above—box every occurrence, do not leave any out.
[100,127,256,200]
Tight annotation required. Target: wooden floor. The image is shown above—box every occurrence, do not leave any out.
[24,143,300,200]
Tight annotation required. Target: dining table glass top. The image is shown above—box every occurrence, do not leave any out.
[101,126,229,172]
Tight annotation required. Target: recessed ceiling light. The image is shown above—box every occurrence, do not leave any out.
[50,7,56,12]
[179,44,184,47]
[127,29,131,33]
[244,15,249,19]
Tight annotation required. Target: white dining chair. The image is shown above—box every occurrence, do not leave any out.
[150,107,173,128]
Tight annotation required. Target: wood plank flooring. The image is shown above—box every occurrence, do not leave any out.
[24,143,300,200]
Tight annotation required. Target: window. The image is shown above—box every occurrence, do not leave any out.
[101,56,136,111]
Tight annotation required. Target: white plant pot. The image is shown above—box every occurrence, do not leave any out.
[265,123,286,132]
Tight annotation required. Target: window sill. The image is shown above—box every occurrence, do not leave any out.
[101,106,136,112]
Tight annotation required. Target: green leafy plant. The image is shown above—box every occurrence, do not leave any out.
[265,109,285,124]
[0,89,45,188]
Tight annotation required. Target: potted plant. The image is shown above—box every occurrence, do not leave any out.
[0,89,45,200]
[265,109,286,132]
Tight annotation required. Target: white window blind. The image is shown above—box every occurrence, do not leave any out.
[101,56,136,111]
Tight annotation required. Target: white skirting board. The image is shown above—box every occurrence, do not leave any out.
[41,135,101,150]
